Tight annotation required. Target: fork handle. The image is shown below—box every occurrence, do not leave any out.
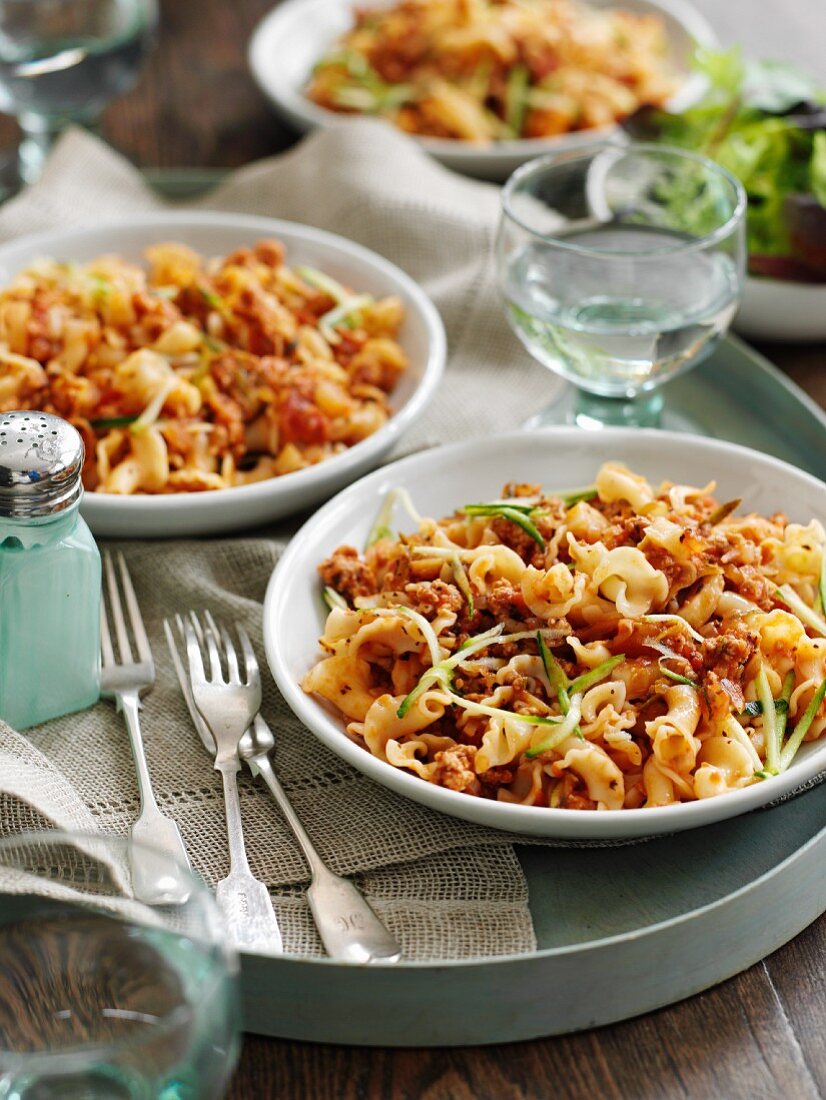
[119,690,163,818]
[252,754,402,964]
[216,759,253,879]
[215,760,283,954]
[119,691,192,905]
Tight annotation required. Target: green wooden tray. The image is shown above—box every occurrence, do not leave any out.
[241,786,825,1046]
[146,169,826,1045]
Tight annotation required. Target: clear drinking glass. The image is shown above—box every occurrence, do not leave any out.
[0,0,157,187]
[497,143,747,430]
[0,830,240,1100]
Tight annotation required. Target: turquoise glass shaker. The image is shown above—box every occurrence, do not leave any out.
[0,412,101,730]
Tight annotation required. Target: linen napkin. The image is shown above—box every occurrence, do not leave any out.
[0,121,556,960]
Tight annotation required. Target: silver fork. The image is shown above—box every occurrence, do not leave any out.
[99,552,191,905]
[165,613,402,964]
[180,612,283,955]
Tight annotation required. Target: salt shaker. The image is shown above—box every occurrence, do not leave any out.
[0,412,101,730]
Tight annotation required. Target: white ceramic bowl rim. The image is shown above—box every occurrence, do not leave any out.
[264,426,826,840]
[0,211,446,520]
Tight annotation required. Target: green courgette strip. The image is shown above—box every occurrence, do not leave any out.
[658,658,700,688]
[461,504,545,549]
[776,669,796,748]
[524,694,583,758]
[818,550,826,615]
[558,486,598,507]
[567,655,625,695]
[756,666,780,774]
[366,487,422,548]
[323,586,348,611]
[536,631,584,739]
[90,415,138,429]
[642,614,705,643]
[775,585,826,637]
[451,553,474,617]
[779,676,826,772]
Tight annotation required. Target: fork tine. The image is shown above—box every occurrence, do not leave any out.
[189,611,205,646]
[163,618,186,688]
[203,609,220,647]
[103,552,132,664]
[183,615,206,685]
[117,552,152,664]
[100,597,114,668]
[236,625,258,687]
[203,610,238,682]
[199,612,224,682]
[203,609,237,682]
[219,625,241,685]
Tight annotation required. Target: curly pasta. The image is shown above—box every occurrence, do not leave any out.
[0,239,408,494]
[307,0,677,143]
[303,463,826,811]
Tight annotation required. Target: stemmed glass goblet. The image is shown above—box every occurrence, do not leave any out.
[0,0,157,190]
[0,830,240,1100]
[496,143,747,430]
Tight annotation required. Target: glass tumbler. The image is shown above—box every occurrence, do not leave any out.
[0,0,158,186]
[0,830,240,1100]
[496,143,747,430]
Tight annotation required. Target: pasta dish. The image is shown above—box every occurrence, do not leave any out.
[303,463,826,810]
[307,0,678,143]
[0,239,408,493]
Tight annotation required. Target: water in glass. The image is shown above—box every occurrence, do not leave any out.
[504,225,741,397]
[0,0,153,122]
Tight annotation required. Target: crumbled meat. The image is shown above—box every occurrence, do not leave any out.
[701,621,759,683]
[476,578,531,621]
[720,563,776,610]
[431,745,480,794]
[601,513,651,549]
[403,579,463,619]
[501,481,542,498]
[478,765,516,788]
[318,546,377,603]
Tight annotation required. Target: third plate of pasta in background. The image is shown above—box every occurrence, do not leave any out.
[249,0,717,178]
[265,427,826,839]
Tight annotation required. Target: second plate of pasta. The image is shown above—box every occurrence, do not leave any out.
[0,212,445,537]
[264,427,826,839]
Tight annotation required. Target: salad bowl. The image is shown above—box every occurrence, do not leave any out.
[627,52,826,341]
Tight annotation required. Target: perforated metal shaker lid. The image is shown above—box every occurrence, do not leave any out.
[0,411,84,519]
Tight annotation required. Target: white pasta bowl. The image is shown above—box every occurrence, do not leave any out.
[0,212,445,538]
[248,0,717,181]
[264,427,826,840]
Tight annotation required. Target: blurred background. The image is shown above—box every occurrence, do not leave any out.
[0,0,818,171]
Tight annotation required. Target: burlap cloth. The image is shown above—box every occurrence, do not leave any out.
[1,124,820,960]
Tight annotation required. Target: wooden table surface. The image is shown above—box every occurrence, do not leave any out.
[14,0,820,1095]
